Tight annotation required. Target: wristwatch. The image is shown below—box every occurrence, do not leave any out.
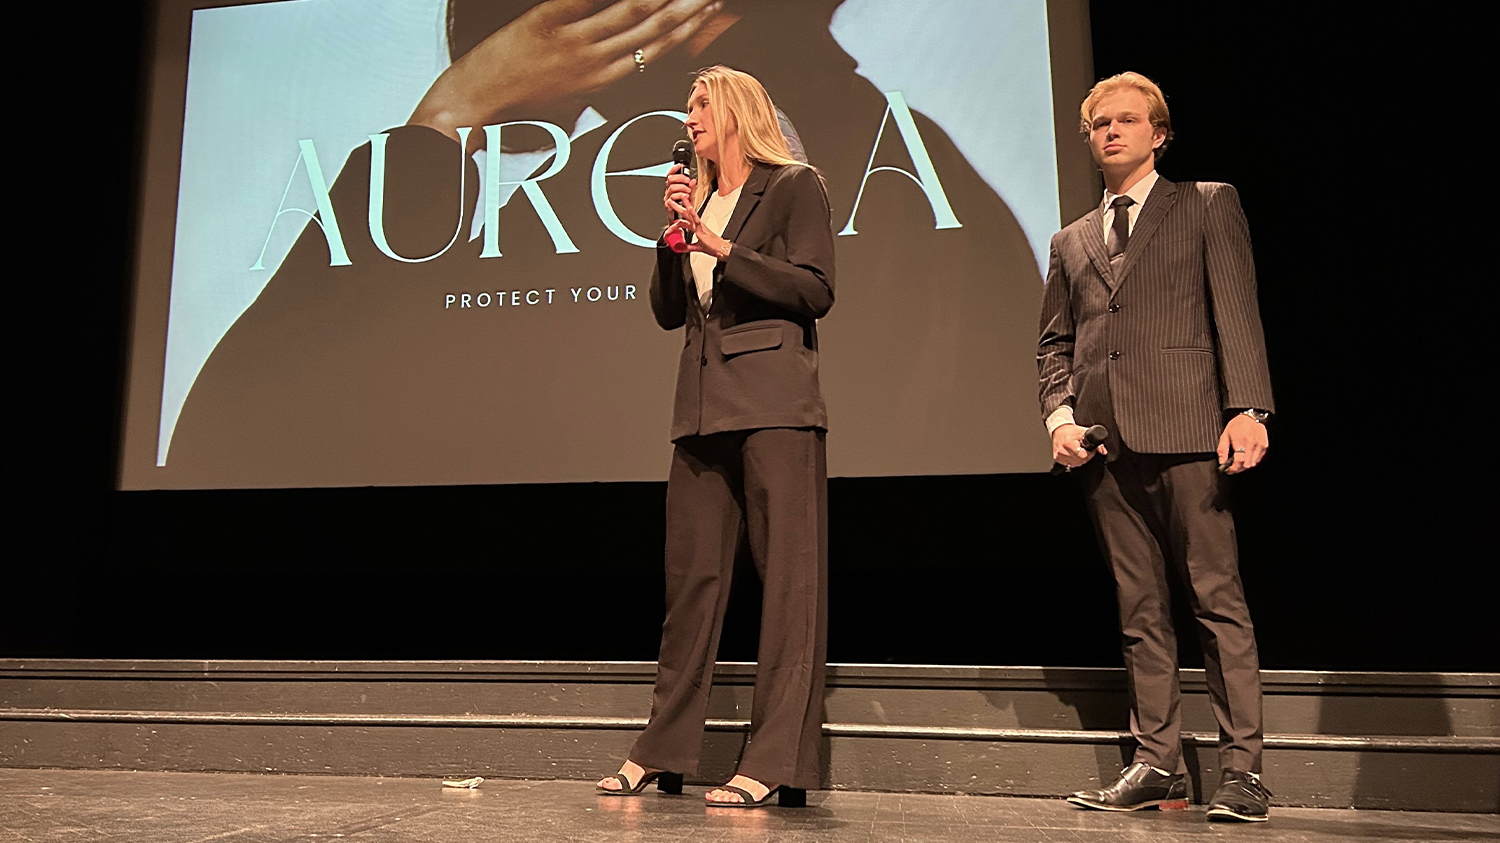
[1239,408,1272,424]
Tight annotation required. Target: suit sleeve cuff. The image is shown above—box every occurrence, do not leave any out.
[1045,405,1076,435]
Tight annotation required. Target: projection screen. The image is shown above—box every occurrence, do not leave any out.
[118,0,1096,489]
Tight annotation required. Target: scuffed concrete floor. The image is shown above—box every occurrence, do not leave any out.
[1,768,1496,842]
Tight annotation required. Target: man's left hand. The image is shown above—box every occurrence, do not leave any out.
[1217,414,1269,474]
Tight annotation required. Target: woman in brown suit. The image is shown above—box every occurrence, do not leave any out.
[596,65,835,808]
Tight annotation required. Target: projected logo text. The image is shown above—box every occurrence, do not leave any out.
[442,285,637,310]
[252,92,958,270]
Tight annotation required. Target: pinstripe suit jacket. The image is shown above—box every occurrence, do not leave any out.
[1037,177,1274,455]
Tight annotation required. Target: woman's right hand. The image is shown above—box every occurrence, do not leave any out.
[664,165,730,257]
[411,0,722,143]
[663,163,697,221]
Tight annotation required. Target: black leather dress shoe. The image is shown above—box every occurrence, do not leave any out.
[1206,768,1271,822]
[1066,762,1189,812]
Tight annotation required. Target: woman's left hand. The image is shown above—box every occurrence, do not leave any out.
[665,206,729,258]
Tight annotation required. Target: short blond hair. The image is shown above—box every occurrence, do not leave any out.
[688,66,806,209]
[1080,71,1173,159]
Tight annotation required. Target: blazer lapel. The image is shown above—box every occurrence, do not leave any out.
[705,165,770,312]
[1115,176,1178,286]
[717,164,770,248]
[1080,206,1114,288]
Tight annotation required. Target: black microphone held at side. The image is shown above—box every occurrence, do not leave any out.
[1050,424,1108,475]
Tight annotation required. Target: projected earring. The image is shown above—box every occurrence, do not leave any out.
[634,48,647,73]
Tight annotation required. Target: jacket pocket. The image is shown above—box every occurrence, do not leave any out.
[720,321,784,357]
[1161,347,1214,355]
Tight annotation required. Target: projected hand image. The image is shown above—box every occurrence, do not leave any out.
[411,0,724,144]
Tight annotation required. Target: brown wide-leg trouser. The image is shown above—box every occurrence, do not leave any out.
[629,428,829,790]
[1082,449,1263,774]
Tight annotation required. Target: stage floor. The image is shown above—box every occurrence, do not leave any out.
[2,768,1495,843]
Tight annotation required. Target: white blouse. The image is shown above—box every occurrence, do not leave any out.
[689,184,744,310]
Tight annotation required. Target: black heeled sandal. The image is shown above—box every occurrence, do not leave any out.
[705,783,806,808]
[596,768,684,796]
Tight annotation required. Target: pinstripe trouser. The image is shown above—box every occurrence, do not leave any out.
[1082,448,1264,774]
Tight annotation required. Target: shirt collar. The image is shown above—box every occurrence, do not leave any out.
[1103,168,1159,211]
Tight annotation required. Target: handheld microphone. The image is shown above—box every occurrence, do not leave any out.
[1050,424,1108,475]
[672,139,696,180]
[665,140,696,254]
[1079,424,1108,452]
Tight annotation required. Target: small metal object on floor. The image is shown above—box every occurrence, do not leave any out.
[1,768,1496,843]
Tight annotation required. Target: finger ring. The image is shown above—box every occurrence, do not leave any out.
[1234,448,1246,452]
[633,48,646,73]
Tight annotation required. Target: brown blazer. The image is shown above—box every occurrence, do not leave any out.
[1038,177,1274,455]
[650,163,836,441]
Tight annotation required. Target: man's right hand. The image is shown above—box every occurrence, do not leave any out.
[1052,423,1107,469]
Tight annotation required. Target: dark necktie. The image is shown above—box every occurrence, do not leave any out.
[1107,195,1134,264]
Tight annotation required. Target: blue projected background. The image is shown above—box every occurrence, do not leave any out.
[126,0,1079,489]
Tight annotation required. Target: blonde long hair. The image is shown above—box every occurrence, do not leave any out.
[689,66,806,209]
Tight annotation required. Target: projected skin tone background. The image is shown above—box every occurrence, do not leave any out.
[122,0,1068,489]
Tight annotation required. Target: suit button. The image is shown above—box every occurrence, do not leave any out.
[701,356,708,366]
[1108,350,1120,360]
[1108,303,1120,313]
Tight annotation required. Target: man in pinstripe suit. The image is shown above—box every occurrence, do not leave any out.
[1038,72,1276,823]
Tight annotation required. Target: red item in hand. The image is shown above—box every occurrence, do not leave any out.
[665,227,691,253]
